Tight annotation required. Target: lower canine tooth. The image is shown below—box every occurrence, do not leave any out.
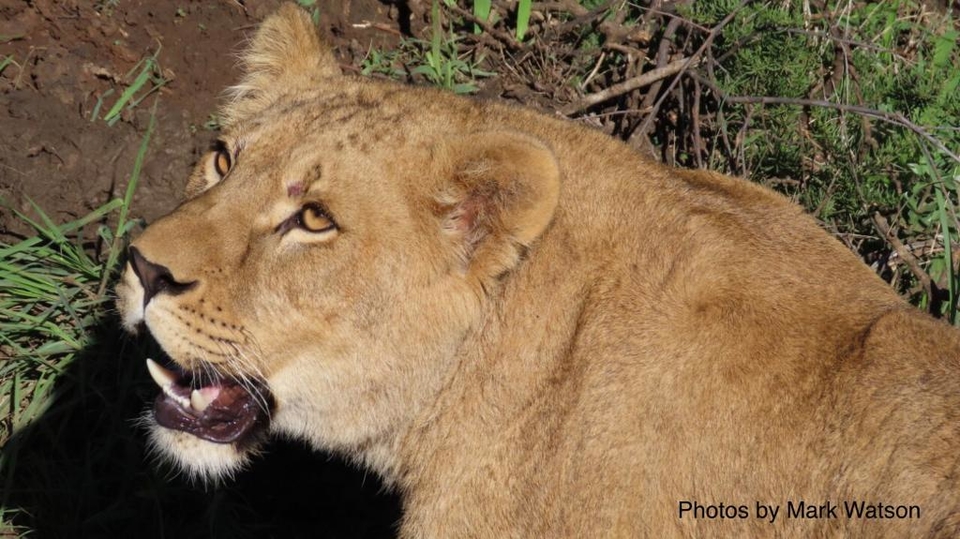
[190,389,213,412]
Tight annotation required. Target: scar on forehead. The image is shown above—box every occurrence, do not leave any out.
[287,182,304,197]
[287,163,323,198]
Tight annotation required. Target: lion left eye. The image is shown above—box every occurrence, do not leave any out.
[296,204,337,233]
[213,144,232,178]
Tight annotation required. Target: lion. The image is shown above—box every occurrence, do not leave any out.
[115,4,960,537]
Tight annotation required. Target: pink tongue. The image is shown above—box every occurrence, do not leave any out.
[196,385,220,402]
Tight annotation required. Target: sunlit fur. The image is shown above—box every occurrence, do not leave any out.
[115,4,960,537]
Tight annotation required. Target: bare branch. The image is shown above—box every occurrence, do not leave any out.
[560,57,695,115]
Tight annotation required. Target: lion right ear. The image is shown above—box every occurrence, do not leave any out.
[221,3,341,126]
[433,132,561,288]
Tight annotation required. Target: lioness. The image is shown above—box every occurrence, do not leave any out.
[116,4,960,537]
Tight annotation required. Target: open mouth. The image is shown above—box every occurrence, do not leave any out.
[145,358,272,444]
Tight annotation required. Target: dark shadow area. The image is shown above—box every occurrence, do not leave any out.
[0,316,402,538]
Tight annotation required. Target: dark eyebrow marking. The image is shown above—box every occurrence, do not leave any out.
[309,162,323,184]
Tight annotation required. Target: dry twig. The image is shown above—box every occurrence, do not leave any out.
[560,57,695,115]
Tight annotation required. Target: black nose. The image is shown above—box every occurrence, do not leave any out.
[128,246,197,307]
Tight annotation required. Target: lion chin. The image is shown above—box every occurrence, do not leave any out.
[139,357,270,483]
[146,421,254,483]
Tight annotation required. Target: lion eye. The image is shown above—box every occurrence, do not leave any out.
[297,204,336,233]
[213,148,232,177]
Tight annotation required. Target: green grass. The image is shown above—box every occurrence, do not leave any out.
[409,22,493,95]
[361,1,493,94]
[363,34,492,94]
[0,197,124,435]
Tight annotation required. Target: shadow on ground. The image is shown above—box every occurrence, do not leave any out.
[1,316,402,538]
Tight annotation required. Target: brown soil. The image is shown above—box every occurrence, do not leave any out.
[0,0,405,235]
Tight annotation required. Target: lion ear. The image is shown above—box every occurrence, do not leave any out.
[222,4,341,126]
[435,132,561,285]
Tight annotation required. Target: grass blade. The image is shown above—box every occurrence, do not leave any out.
[935,186,957,323]
[473,0,491,34]
[515,0,531,41]
[102,59,154,124]
[98,99,157,296]
[0,55,13,76]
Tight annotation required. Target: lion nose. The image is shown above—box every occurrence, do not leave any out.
[128,246,197,307]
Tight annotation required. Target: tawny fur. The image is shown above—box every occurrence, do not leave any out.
[116,4,960,537]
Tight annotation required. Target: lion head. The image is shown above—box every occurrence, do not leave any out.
[116,4,560,481]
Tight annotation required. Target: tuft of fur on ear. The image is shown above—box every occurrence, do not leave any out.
[434,131,561,286]
[221,3,341,127]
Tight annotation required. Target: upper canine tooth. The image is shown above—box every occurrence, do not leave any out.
[146,358,177,388]
[190,388,214,412]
